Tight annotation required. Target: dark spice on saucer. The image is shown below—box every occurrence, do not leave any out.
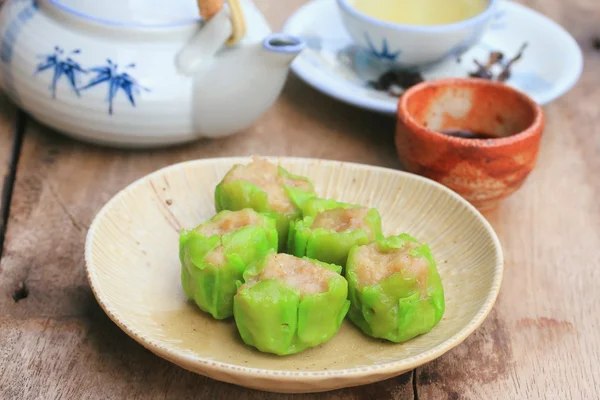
[368,70,424,97]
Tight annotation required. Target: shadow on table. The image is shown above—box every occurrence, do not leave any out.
[281,75,397,137]
[279,76,400,166]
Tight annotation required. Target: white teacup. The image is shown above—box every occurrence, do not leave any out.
[337,0,499,68]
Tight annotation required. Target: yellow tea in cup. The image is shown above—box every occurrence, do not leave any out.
[350,0,489,26]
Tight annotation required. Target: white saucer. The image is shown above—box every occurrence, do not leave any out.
[283,0,583,114]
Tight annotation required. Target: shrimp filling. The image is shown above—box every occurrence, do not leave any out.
[244,253,338,295]
[196,209,262,237]
[204,247,227,267]
[223,158,311,213]
[197,209,264,267]
[312,207,372,238]
[354,242,429,289]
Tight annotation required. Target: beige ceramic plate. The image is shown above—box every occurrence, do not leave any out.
[84,157,503,393]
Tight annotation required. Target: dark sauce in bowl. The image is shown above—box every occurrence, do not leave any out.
[440,129,496,140]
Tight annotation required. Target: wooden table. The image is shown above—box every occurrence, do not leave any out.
[1,0,599,398]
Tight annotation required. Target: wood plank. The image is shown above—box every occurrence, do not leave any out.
[0,2,410,398]
[0,316,413,399]
[416,0,600,398]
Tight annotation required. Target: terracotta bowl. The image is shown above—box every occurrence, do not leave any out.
[395,78,545,210]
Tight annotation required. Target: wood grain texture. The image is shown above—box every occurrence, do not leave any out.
[0,315,413,400]
[416,0,600,399]
[0,0,599,398]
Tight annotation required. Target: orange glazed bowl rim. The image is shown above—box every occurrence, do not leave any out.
[397,78,545,147]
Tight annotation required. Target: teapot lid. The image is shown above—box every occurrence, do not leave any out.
[45,0,202,27]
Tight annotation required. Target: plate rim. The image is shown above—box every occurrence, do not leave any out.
[284,0,583,114]
[84,156,504,386]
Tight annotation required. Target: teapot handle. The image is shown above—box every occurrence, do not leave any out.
[176,8,232,76]
[224,0,246,45]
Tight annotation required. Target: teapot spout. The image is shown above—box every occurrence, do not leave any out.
[261,33,305,66]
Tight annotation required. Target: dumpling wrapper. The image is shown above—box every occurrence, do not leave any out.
[345,234,445,343]
[214,158,316,252]
[288,198,383,268]
[180,209,278,319]
[234,252,350,356]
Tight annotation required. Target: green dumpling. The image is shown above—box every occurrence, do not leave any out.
[180,209,278,320]
[288,198,383,268]
[345,234,445,343]
[233,251,350,356]
[214,158,316,252]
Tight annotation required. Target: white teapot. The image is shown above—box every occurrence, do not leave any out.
[0,0,305,147]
